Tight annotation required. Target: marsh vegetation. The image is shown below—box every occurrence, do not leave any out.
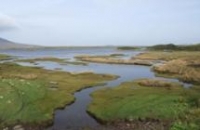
[15,57,88,66]
[0,62,116,129]
[0,54,11,60]
[76,54,155,66]
[0,47,200,130]
[88,79,200,130]
[87,50,200,130]
[135,51,200,84]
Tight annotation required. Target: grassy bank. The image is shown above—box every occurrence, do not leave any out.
[76,55,154,66]
[15,57,88,66]
[88,79,200,130]
[0,63,116,129]
[0,54,11,60]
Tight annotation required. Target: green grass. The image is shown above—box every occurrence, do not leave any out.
[0,54,11,60]
[0,79,47,123]
[88,79,200,129]
[0,63,117,128]
[88,79,186,121]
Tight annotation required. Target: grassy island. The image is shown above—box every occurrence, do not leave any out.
[88,79,200,130]
[0,63,116,129]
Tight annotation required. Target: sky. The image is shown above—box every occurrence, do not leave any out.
[0,0,200,46]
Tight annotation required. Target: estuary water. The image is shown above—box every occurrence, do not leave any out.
[0,47,189,130]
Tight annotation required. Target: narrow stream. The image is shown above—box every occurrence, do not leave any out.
[48,64,155,130]
[46,62,188,130]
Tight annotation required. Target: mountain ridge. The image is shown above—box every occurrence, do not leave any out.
[0,37,39,49]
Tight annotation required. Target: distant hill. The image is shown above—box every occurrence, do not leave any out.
[0,37,39,50]
[148,43,200,51]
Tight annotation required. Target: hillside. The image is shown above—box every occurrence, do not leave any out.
[0,37,39,49]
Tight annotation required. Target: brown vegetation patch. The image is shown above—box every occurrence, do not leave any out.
[136,79,181,88]
[76,55,154,66]
[134,51,200,84]
[153,59,200,84]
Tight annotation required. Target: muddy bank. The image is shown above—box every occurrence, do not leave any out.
[2,119,171,130]
[87,109,172,130]
[106,119,171,130]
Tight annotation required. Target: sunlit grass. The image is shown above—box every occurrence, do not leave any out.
[88,79,200,129]
[0,63,117,128]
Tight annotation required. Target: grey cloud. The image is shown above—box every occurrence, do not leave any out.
[0,13,18,31]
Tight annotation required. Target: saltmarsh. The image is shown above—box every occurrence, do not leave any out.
[88,79,200,129]
[134,51,200,61]
[135,51,200,84]
[76,54,154,66]
[15,57,88,66]
[0,63,116,128]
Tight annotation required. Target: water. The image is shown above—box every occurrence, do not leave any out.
[50,64,155,130]
[0,47,140,60]
[0,48,190,130]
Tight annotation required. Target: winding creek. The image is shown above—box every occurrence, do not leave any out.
[0,48,191,130]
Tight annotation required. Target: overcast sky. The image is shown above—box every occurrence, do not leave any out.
[0,0,200,46]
